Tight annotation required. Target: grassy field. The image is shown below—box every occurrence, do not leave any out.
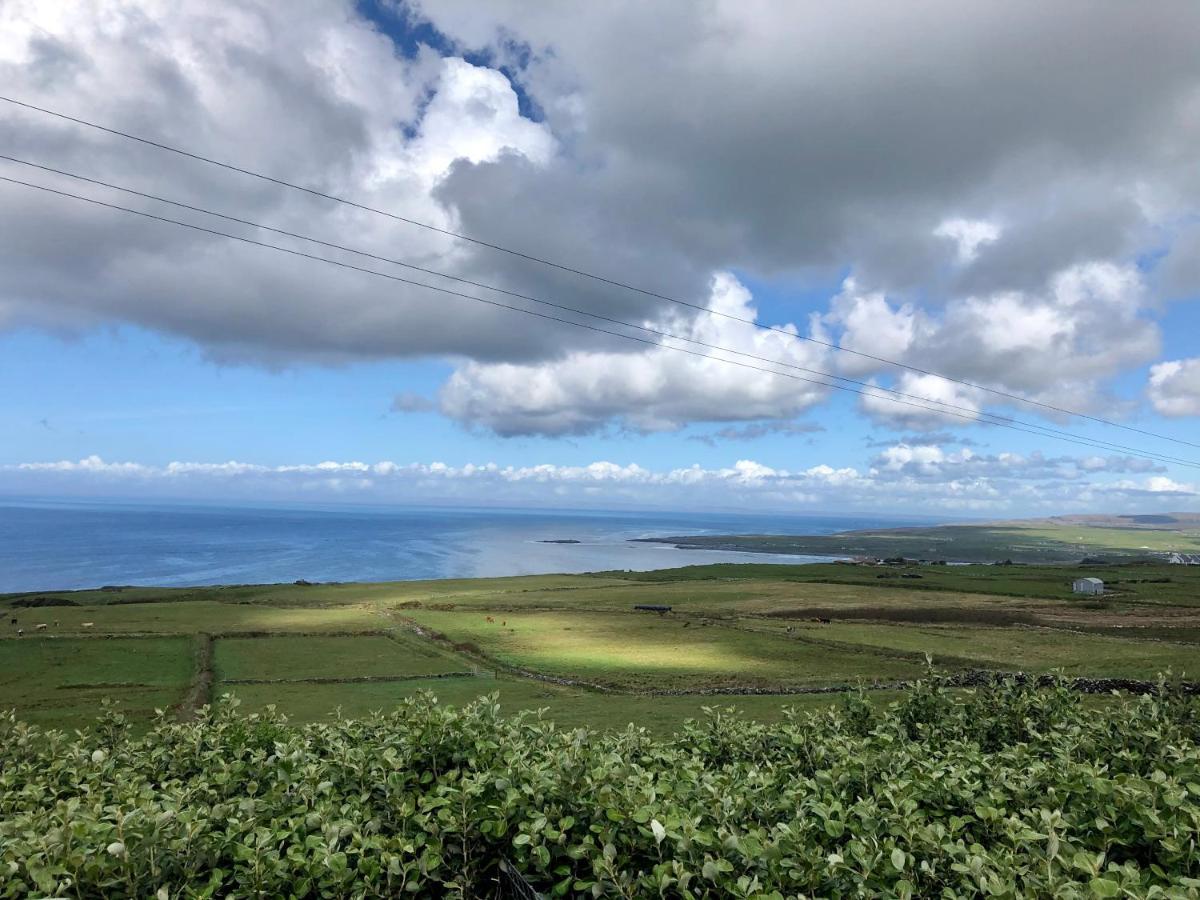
[221,674,884,733]
[212,632,469,682]
[0,636,193,727]
[4,598,387,634]
[748,620,1199,677]
[613,559,1200,605]
[4,560,1199,731]
[403,608,926,689]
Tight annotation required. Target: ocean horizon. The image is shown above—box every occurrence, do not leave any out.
[0,498,951,593]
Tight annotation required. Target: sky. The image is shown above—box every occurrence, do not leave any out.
[1,0,1199,515]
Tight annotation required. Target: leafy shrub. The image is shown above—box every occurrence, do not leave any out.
[2,679,1199,898]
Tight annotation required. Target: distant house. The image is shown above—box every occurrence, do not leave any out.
[1072,577,1104,595]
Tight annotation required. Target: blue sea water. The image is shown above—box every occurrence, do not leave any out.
[0,499,944,592]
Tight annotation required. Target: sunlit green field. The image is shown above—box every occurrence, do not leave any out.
[403,608,926,690]
[4,561,1199,731]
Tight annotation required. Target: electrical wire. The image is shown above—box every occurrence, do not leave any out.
[1,151,1193,468]
[2,94,1194,451]
[3,170,1198,471]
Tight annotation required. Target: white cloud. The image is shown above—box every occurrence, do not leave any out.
[1148,358,1200,417]
[403,57,556,184]
[874,443,967,475]
[0,0,560,362]
[827,280,923,378]
[858,372,985,430]
[869,444,1163,482]
[1106,475,1196,495]
[438,272,834,435]
[16,455,149,475]
[827,261,1158,427]
[934,217,1002,263]
[5,448,1193,514]
[1145,476,1195,493]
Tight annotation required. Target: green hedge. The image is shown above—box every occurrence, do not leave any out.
[3,679,1199,898]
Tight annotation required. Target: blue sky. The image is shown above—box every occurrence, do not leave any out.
[5,298,1198,475]
[0,324,854,470]
[1,1,1199,515]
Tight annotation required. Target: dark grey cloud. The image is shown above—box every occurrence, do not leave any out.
[1155,222,1200,303]
[420,0,1200,294]
[406,0,1200,432]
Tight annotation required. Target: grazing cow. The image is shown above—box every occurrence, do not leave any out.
[485,616,494,623]
[81,622,95,629]
[35,623,47,631]
[786,626,795,634]
[816,617,832,625]
[16,629,22,637]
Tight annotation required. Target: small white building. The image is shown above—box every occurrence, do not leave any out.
[1072,576,1104,595]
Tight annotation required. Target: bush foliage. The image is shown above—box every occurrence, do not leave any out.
[3,679,1199,898]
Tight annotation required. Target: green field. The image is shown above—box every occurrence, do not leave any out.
[4,560,1200,731]
[403,608,926,689]
[0,636,193,727]
[751,620,1200,677]
[4,598,388,634]
[221,674,867,732]
[212,632,467,682]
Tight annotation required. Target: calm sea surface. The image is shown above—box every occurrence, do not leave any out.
[0,500,943,592]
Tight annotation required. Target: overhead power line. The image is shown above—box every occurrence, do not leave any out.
[0,93,1193,453]
[2,170,1198,472]
[1,152,1195,470]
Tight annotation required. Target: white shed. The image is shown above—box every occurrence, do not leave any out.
[1072,577,1104,595]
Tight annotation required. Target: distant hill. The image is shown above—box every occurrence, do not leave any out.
[634,513,1200,564]
[988,512,1200,530]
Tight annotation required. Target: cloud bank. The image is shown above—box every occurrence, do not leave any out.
[5,448,1194,515]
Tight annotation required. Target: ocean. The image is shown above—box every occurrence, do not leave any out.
[0,499,940,592]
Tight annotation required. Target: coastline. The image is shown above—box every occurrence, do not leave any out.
[632,514,1200,565]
